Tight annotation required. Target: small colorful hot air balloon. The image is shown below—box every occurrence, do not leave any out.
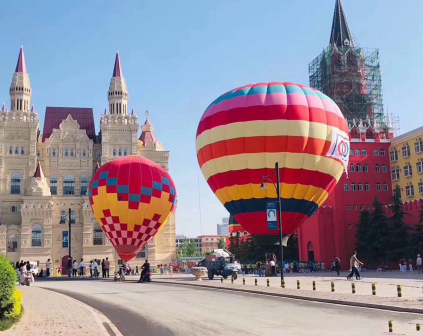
[196,82,349,237]
[89,156,177,261]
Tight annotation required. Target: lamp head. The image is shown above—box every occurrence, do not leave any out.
[259,183,267,190]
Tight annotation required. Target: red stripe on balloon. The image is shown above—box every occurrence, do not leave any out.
[196,104,348,137]
[207,168,337,193]
[197,136,331,168]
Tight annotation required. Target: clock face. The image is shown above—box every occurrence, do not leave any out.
[344,39,350,46]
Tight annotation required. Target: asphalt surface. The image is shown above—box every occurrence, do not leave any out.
[35,279,423,336]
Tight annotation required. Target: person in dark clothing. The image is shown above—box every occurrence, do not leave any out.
[26,261,31,272]
[15,261,19,270]
[101,259,106,278]
[138,260,150,282]
[347,251,363,280]
[334,256,341,276]
[67,257,72,277]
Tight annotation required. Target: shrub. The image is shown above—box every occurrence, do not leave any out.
[5,289,23,319]
[0,255,17,319]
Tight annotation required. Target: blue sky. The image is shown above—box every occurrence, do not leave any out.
[0,0,422,237]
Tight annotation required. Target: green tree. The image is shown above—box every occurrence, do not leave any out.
[409,205,423,257]
[385,185,409,262]
[356,197,389,265]
[179,240,200,257]
[217,237,227,249]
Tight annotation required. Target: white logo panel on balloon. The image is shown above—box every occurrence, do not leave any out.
[327,130,350,173]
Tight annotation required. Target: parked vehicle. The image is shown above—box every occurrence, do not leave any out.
[198,249,242,280]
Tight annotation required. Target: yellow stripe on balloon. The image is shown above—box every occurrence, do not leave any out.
[214,183,329,207]
[196,120,348,153]
[200,152,344,181]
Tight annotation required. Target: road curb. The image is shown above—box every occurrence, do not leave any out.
[153,280,423,315]
[41,287,123,336]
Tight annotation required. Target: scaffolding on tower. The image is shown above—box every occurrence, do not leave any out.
[309,45,385,125]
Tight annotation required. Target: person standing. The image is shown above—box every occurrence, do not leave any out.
[269,259,276,276]
[334,256,341,276]
[67,257,72,278]
[417,254,422,274]
[46,259,51,277]
[79,258,86,277]
[101,259,106,278]
[168,263,173,276]
[89,260,93,278]
[105,257,110,278]
[347,251,363,280]
[408,258,413,272]
[72,259,78,277]
[93,259,99,278]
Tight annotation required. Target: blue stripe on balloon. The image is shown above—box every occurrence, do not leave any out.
[285,85,304,94]
[246,86,267,95]
[223,198,319,218]
[301,88,318,96]
[267,85,286,94]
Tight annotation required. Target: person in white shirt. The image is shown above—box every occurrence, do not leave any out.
[269,259,276,276]
[79,258,86,277]
[93,259,99,278]
[72,260,79,277]
[417,254,422,274]
[46,259,51,277]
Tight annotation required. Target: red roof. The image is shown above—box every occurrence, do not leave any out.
[33,162,44,178]
[15,46,27,73]
[42,107,96,142]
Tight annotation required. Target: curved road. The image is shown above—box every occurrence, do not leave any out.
[36,279,421,336]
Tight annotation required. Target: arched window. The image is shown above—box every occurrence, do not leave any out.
[361,149,367,156]
[21,147,25,155]
[82,149,87,157]
[65,149,69,157]
[7,235,18,252]
[11,172,22,194]
[113,149,117,156]
[118,148,122,156]
[50,175,58,195]
[97,150,101,158]
[15,146,19,155]
[124,148,128,156]
[60,211,66,224]
[93,224,103,245]
[52,148,57,157]
[32,224,43,247]
[37,149,41,157]
[80,174,88,196]
[9,146,13,155]
[70,149,74,157]
[63,174,75,195]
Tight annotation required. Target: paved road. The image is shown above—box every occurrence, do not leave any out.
[35,280,422,336]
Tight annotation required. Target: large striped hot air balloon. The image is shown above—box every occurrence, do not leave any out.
[196,82,349,237]
[89,156,177,261]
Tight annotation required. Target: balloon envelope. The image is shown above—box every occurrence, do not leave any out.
[196,82,349,236]
[89,156,177,261]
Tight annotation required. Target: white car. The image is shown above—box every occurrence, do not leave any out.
[29,261,39,275]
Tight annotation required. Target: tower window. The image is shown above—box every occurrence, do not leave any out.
[63,174,75,195]
[15,147,19,155]
[118,148,122,156]
[65,149,69,157]
[80,174,88,196]
[124,148,128,156]
[9,147,12,155]
[52,148,57,157]
[37,149,41,157]
[70,149,74,157]
[113,149,116,156]
[11,172,22,194]
[82,149,87,157]
[21,147,25,155]
[50,175,58,195]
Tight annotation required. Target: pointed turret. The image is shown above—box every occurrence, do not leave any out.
[15,45,27,73]
[131,109,134,116]
[33,162,44,179]
[139,111,159,147]
[104,107,108,115]
[329,0,354,48]
[108,51,129,115]
[30,105,34,113]
[10,45,32,112]
[1,103,5,112]
[112,51,123,78]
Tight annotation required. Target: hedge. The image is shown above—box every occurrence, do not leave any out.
[5,289,23,319]
[0,255,18,319]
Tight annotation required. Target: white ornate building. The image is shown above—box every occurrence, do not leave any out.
[0,47,176,272]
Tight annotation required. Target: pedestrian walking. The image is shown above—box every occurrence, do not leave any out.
[334,256,341,276]
[168,264,173,276]
[46,258,51,277]
[105,257,110,278]
[101,259,106,278]
[347,251,363,280]
[417,254,422,274]
[89,260,93,277]
[72,259,78,277]
[269,259,276,276]
[79,258,86,277]
[399,258,403,272]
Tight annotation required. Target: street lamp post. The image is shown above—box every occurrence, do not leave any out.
[68,208,72,260]
[260,162,284,285]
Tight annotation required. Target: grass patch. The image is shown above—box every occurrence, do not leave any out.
[0,307,23,331]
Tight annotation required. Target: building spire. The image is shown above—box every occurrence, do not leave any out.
[112,51,123,78]
[15,45,27,73]
[1,103,5,112]
[329,0,354,48]
[139,110,158,147]
[33,162,45,179]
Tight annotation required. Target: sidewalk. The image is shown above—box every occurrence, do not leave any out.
[149,273,423,313]
[3,286,121,336]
